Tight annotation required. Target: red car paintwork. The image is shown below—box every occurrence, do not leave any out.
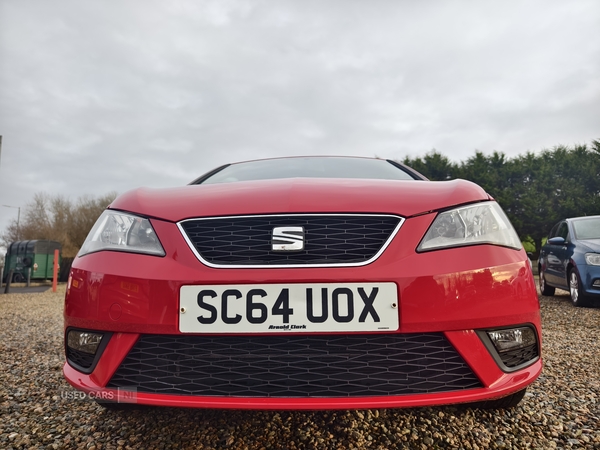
[109,178,492,221]
[64,175,542,409]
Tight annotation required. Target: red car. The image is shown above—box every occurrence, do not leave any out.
[64,156,541,410]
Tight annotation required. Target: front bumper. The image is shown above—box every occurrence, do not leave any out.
[64,215,542,409]
[581,263,600,298]
[63,328,541,409]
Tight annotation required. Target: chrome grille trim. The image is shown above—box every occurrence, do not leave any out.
[178,214,405,268]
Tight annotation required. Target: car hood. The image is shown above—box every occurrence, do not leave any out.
[577,239,600,253]
[109,178,491,222]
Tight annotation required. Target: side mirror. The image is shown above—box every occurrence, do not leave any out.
[547,236,566,245]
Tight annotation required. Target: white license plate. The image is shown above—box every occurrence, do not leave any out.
[179,283,398,333]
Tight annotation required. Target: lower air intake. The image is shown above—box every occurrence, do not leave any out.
[108,334,481,397]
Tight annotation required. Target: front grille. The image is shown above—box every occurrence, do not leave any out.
[499,344,539,368]
[107,334,482,397]
[178,214,402,266]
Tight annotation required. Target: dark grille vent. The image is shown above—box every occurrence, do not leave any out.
[107,334,482,398]
[66,348,95,370]
[179,214,402,266]
[499,344,539,368]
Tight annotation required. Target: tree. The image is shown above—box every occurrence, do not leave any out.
[1,192,117,257]
[402,150,458,180]
[503,151,557,254]
[458,151,513,208]
[401,141,600,255]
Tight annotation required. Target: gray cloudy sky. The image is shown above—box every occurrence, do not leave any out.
[1,0,599,236]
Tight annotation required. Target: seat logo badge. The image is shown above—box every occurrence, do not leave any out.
[272,227,305,251]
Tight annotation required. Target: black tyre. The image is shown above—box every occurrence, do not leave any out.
[539,270,555,296]
[569,268,590,307]
[96,401,144,411]
[13,272,25,283]
[471,388,527,409]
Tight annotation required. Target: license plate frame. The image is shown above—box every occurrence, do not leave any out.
[179,283,399,333]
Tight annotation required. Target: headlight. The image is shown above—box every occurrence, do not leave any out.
[79,210,165,257]
[418,202,522,252]
[585,253,600,266]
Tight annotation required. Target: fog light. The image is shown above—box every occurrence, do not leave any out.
[67,330,104,355]
[593,279,600,288]
[487,327,536,353]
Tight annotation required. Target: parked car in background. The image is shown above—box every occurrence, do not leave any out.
[64,156,541,410]
[539,215,600,306]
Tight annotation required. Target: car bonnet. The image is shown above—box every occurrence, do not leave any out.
[108,178,491,222]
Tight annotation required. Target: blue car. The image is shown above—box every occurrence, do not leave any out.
[539,215,600,306]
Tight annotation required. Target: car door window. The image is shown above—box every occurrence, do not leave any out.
[556,222,569,241]
[548,223,560,239]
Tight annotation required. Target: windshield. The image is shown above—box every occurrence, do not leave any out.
[194,157,421,185]
[572,217,600,240]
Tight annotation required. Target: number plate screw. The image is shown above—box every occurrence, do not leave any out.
[391,302,397,309]
[180,307,186,314]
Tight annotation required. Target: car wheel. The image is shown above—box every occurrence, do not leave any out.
[13,273,25,283]
[470,388,527,409]
[539,270,555,296]
[569,268,590,307]
[96,401,145,410]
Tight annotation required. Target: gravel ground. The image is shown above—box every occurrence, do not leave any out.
[1,285,599,449]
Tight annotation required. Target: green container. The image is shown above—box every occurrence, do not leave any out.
[2,240,62,283]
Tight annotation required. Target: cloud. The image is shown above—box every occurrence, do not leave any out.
[0,0,599,234]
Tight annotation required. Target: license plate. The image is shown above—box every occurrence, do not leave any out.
[179,283,398,333]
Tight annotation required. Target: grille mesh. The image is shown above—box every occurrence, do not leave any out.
[499,344,539,368]
[179,215,401,266]
[66,348,95,370]
[107,334,482,397]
